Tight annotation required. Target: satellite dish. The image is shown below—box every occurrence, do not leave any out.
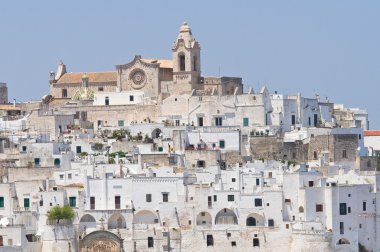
[0,217,9,227]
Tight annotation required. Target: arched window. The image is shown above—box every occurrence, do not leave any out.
[246,217,257,226]
[54,158,60,168]
[193,56,197,71]
[179,55,186,71]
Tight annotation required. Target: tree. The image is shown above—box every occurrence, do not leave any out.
[47,205,75,224]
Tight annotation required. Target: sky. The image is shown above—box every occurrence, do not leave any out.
[0,1,379,127]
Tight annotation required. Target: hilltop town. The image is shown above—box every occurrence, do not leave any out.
[0,23,379,252]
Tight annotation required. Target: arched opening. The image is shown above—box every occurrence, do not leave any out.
[107,213,126,229]
[179,54,186,71]
[196,211,212,226]
[246,217,256,226]
[54,158,61,168]
[337,238,350,245]
[79,214,96,234]
[79,230,123,252]
[152,128,162,139]
[246,213,265,227]
[215,208,238,225]
[133,210,158,225]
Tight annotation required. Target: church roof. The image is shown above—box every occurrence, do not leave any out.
[142,58,173,69]
[56,72,117,84]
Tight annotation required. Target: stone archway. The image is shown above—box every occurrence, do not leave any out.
[79,230,123,252]
[79,214,96,234]
[196,211,212,226]
[215,208,238,225]
[107,213,126,230]
[133,210,158,224]
[246,213,265,227]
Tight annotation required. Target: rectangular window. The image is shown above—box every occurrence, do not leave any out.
[314,114,318,126]
[243,117,249,127]
[219,140,225,149]
[291,115,296,125]
[255,198,263,207]
[228,195,235,202]
[34,158,40,166]
[68,173,72,179]
[148,237,154,248]
[146,194,152,202]
[340,222,344,234]
[198,117,204,126]
[215,117,223,126]
[340,203,347,215]
[0,197,4,208]
[197,160,205,168]
[129,95,134,101]
[363,201,367,211]
[115,196,121,209]
[285,199,291,203]
[268,219,274,227]
[62,89,68,98]
[256,178,260,186]
[162,193,169,202]
[22,146,27,152]
[105,96,109,106]
[242,134,248,143]
[253,238,260,247]
[342,150,347,158]
[232,178,236,182]
[118,120,124,127]
[76,146,82,154]
[348,207,351,213]
[175,120,180,126]
[213,195,217,202]
[90,197,95,209]
[98,87,104,92]
[69,197,76,207]
[316,204,323,212]
[24,198,30,208]
[59,174,64,180]
[309,181,314,187]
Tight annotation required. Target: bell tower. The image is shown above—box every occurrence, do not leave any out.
[172,22,201,89]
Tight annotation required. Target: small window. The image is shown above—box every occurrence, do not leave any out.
[228,195,235,202]
[286,224,289,229]
[146,194,152,202]
[227,233,231,237]
[54,158,60,167]
[118,120,124,127]
[363,201,367,211]
[179,55,186,71]
[105,96,109,106]
[69,197,76,207]
[98,87,104,92]
[148,237,154,248]
[68,173,72,179]
[215,117,223,126]
[340,203,347,215]
[253,238,260,247]
[285,199,291,203]
[0,197,4,208]
[188,220,191,225]
[340,222,344,234]
[59,174,64,180]
[162,193,169,202]
[197,160,205,168]
[24,198,30,208]
[22,146,27,152]
[62,89,68,98]
[175,120,180,126]
[348,194,351,197]
[256,178,260,186]
[206,235,214,246]
[213,195,217,202]
[34,158,40,166]
[90,197,95,209]
[316,204,323,212]
[308,181,314,187]
[232,178,236,182]
[231,241,236,247]
[243,118,249,127]
[76,146,82,154]
[219,140,225,149]
[313,151,317,159]
[348,207,351,213]
[342,150,347,158]
[129,95,134,102]
[291,115,296,125]
[268,219,274,227]
[255,198,263,207]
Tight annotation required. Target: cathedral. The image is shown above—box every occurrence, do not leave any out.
[49,22,243,101]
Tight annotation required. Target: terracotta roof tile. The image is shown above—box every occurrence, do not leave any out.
[56,72,117,84]
[364,131,380,136]
[142,58,173,69]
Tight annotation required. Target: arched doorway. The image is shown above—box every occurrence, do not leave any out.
[196,211,212,226]
[133,210,158,224]
[337,238,350,245]
[152,128,162,139]
[79,230,123,252]
[107,213,126,229]
[215,208,238,225]
[246,213,265,227]
[79,214,96,234]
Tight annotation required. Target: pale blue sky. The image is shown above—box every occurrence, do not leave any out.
[0,1,379,127]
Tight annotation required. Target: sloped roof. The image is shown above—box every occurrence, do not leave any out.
[56,72,117,84]
[142,58,173,69]
[364,131,380,137]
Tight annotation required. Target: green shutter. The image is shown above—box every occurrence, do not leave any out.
[219,140,225,149]
[69,197,76,207]
[118,120,124,127]
[243,118,249,127]
[0,197,4,208]
[24,198,30,208]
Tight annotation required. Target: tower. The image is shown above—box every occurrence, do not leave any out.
[172,22,201,89]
